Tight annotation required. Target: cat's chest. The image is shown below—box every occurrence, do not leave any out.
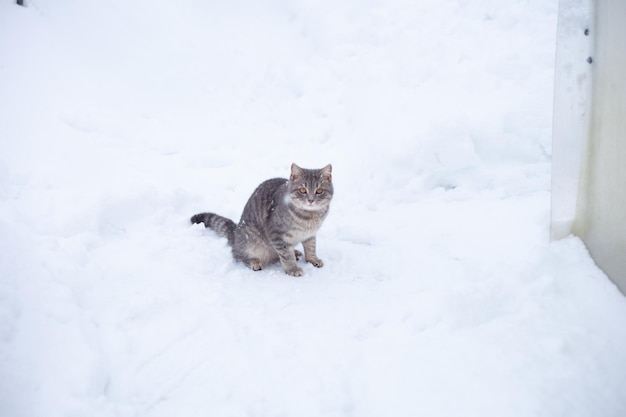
[284,211,326,243]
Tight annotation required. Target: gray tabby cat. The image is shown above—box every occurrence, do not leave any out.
[191,163,333,276]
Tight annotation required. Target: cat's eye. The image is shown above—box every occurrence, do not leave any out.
[315,188,324,195]
[299,187,307,194]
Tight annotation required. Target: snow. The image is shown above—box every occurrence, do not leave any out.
[1,0,626,416]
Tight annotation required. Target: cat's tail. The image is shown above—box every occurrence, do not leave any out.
[191,212,236,246]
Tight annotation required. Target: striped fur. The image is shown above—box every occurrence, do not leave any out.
[191,163,333,276]
[190,212,236,246]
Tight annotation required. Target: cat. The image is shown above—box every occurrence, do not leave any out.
[191,163,333,276]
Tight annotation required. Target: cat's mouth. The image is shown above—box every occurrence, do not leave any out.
[298,201,325,211]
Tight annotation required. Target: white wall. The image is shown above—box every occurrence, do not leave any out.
[573,0,626,294]
[552,0,626,294]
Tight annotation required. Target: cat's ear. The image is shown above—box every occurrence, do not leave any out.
[320,164,332,181]
[290,163,304,181]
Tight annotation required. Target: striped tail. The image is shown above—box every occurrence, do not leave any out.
[190,212,236,246]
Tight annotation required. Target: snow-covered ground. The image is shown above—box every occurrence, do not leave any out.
[1,0,626,416]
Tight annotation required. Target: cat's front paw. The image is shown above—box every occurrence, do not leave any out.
[306,257,324,268]
[285,266,304,277]
[249,259,263,271]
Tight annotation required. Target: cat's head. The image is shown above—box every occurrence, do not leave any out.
[287,163,333,211]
